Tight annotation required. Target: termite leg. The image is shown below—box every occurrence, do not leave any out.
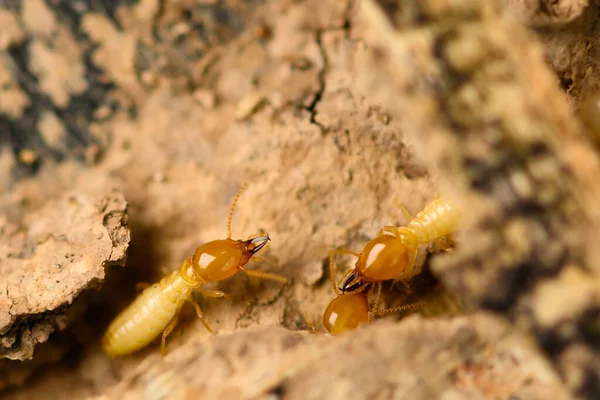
[392,197,413,222]
[434,235,454,251]
[405,248,419,276]
[329,248,361,295]
[199,289,232,301]
[187,299,214,334]
[379,225,402,237]
[369,283,383,322]
[300,310,318,334]
[371,302,422,317]
[392,279,412,295]
[242,269,288,284]
[160,315,180,357]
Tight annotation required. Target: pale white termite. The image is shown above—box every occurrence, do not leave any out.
[102,183,286,356]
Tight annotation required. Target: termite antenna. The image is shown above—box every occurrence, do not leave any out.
[227,182,248,239]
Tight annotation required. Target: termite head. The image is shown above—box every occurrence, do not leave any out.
[339,268,366,293]
[191,234,270,283]
[323,292,369,335]
[354,234,412,282]
[191,183,275,283]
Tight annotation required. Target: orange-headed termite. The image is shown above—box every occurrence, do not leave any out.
[322,196,460,334]
[102,183,287,356]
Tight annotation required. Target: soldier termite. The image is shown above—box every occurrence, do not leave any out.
[322,197,460,334]
[102,183,287,356]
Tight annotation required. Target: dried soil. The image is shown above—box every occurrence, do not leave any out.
[1,0,599,399]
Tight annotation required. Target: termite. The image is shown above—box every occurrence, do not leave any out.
[322,196,460,334]
[102,183,287,356]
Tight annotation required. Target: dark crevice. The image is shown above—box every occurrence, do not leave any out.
[305,8,354,133]
[304,29,328,134]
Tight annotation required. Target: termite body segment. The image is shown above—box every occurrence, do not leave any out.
[102,184,286,357]
[323,196,460,334]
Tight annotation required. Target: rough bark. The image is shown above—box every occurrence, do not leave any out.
[0,189,129,388]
